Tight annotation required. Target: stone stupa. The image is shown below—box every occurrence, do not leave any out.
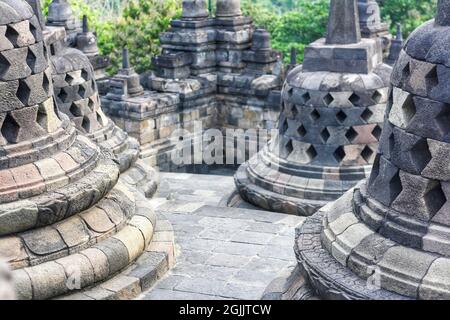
[75,15,110,95]
[46,1,110,93]
[0,0,172,300]
[385,23,404,66]
[235,0,392,216]
[358,0,392,56]
[50,47,141,173]
[294,0,450,300]
[46,0,81,46]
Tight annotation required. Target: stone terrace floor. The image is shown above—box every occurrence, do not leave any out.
[140,171,305,300]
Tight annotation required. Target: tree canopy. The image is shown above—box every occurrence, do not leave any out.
[43,0,437,73]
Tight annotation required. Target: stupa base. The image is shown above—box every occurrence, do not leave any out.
[235,162,327,216]
[235,150,371,216]
[293,182,450,300]
[10,163,170,300]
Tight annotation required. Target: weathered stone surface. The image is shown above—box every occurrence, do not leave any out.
[216,0,241,18]
[326,0,361,45]
[182,0,208,20]
[0,259,15,299]
[0,0,162,301]
[235,0,390,216]
[294,1,450,301]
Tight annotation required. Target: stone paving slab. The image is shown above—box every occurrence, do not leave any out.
[141,173,305,300]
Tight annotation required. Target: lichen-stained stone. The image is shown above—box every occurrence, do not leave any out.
[0,200,38,235]
[378,246,437,298]
[25,261,67,300]
[0,47,32,81]
[46,0,81,47]
[216,0,241,18]
[293,0,450,301]
[0,80,22,112]
[57,253,95,289]
[95,238,130,276]
[420,258,450,299]
[54,216,91,250]
[129,215,154,246]
[0,236,28,267]
[81,207,115,234]
[46,0,110,93]
[235,0,391,216]
[21,225,68,257]
[358,0,392,57]
[0,0,164,300]
[102,0,282,175]
[113,225,146,262]
[50,48,139,173]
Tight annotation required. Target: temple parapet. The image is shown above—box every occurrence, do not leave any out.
[101,0,283,171]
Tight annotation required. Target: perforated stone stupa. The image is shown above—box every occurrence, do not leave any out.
[294,0,450,300]
[0,259,15,300]
[0,0,172,300]
[235,0,392,216]
[46,0,110,93]
[50,47,141,173]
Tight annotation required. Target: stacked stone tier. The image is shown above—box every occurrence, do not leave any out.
[358,49,450,258]
[11,165,159,300]
[0,0,169,300]
[235,57,391,216]
[0,136,116,234]
[235,143,372,215]
[294,193,408,300]
[294,11,450,300]
[296,183,450,300]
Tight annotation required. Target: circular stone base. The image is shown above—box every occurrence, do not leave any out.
[10,163,163,300]
[294,208,407,300]
[235,163,327,216]
[262,265,318,300]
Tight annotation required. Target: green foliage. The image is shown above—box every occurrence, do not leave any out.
[242,0,329,63]
[43,0,181,75]
[43,0,438,72]
[42,0,98,27]
[98,0,181,74]
[379,0,438,37]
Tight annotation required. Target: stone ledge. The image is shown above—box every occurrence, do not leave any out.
[294,209,407,300]
[235,162,328,216]
[55,215,175,300]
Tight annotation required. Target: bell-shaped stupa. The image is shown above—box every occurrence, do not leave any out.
[46,0,81,46]
[0,0,171,300]
[235,0,392,216]
[50,47,141,173]
[294,0,450,300]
